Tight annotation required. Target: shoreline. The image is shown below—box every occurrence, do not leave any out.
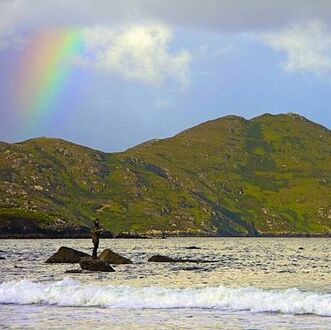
[1,232,330,239]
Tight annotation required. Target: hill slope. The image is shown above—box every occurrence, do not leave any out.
[0,113,330,237]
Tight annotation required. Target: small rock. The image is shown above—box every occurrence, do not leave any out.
[298,247,304,250]
[0,256,5,260]
[80,258,115,272]
[148,255,212,263]
[65,269,83,274]
[46,247,91,263]
[148,255,176,262]
[185,246,201,250]
[99,249,132,264]
[182,266,203,271]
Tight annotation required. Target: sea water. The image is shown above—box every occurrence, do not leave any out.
[0,238,330,329]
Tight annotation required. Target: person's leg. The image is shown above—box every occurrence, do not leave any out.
[92,245,97,258]
[92,239,99,258]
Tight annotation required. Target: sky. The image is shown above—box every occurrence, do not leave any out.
[1,0,331,151]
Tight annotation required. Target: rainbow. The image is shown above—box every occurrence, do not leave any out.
[16,28,84,131]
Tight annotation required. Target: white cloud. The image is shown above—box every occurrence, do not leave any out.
[82,24,191,88]
[2,1,331,82]
[260,21,331,76]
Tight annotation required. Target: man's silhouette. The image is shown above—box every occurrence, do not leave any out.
[91,218,102,258]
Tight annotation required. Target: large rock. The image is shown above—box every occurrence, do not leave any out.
[46,246,91,263]
[79,258,115,272]
[99,249,132,264]
[148,254,212,263]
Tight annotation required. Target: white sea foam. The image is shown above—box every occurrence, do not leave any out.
[0,279,330,316]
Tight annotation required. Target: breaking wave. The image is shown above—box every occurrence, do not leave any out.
[0,279,330,316]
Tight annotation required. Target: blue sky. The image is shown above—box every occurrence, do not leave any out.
[0,1,331,151]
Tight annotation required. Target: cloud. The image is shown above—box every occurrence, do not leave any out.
[138,0,331,31]
[0,0,29,48]
[0,0,192,88]
[260,21,331,76]
[82,24,191,88]
[0,0,130,48]
[2,1,331,48]
[2,0,331,82]
[2,1,331,36]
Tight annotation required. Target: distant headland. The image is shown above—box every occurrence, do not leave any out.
[0,113,330,238]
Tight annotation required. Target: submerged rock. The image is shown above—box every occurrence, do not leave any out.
[148,255,176,262]
[99,249,132,264]
[45,246,91,263]
[182,266,204,271]
[79,258,115,272]
[148,254,212,263]
[65,269,83,274]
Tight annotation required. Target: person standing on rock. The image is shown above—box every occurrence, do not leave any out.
[91,218,102,258]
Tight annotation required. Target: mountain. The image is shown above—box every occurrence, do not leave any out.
[0,113,330,237]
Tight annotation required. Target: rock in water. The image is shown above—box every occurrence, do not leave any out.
[0,256,5,260]
[148,254,212,263]
[148,255,177,262]
[65,269,83,274]
[99,249,132,264]
[79,258,115,272]
[182,266,203,271]
[45,246,91,263]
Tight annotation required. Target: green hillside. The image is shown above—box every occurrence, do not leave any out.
[0,113,330,237]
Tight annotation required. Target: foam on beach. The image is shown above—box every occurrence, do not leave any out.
[0,278,330,316]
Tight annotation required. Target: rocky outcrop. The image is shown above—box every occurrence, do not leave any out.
[148,254,212,263]
[99,249,132,264]
[45,246,91,263]
[79,258,115,272]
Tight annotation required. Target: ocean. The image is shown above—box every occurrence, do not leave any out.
[0,237,330,329]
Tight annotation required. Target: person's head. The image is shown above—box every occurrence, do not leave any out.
[93,218,100,226]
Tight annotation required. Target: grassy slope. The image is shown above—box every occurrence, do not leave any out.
[0,113,330,235]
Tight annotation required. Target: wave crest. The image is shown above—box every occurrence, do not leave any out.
[0,279,330,316]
